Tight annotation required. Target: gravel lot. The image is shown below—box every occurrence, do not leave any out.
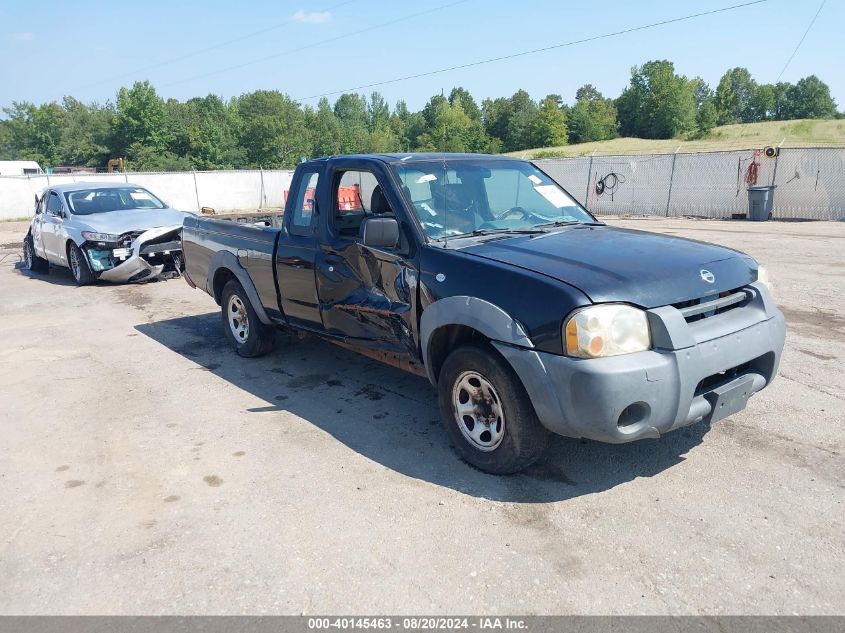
[0,217,842,615]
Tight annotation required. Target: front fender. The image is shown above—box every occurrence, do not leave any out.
[419,295,534,385]
[207,250,272,325]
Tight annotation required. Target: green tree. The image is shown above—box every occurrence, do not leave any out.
[367,92,390,132]
[415,98,496,153]
[235,90,309,167]
[568,84,619,143]
[311,97,343,157]
[750,83,776,121]
[184,95,242,169]
[448,87,481,122]
[504,90,539,151]
[715,67,757,124]
[530,96,568,148]
[691,78,718,136]
[481,97,512,147]
[1,101,65,166]
[115,80,171,154]
[56,97,115,168]
[333,93,369,154]
[616,60,697,138]
[783,76,837,119]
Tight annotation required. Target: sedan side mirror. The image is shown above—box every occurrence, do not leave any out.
[361,217,399,249]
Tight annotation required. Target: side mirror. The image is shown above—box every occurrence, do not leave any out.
[361,217,399,249]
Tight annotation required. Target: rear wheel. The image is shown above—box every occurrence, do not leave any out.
[22,236,48,273]
[221,279,275,357]
[438,344,547,474]
[67,242,94,285]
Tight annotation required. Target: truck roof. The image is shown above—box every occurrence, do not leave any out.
[305,153,525,166]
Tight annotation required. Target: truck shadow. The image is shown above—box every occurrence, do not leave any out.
[136,313,711,503]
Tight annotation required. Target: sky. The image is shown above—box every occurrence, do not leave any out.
[0,0,842,113]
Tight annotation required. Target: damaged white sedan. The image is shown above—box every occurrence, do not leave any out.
[22,182,187,285]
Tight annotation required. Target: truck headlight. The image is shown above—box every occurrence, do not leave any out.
[757,265,774,296]
[82,231,120,242]
[564,304,651,358]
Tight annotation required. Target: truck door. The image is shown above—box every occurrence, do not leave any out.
[315,163,419,357]
[275,168,324,329]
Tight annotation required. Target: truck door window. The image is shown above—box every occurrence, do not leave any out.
[289,171,319,236]
[333,170,387,238]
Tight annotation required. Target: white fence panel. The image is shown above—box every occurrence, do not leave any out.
[0,169,296,219]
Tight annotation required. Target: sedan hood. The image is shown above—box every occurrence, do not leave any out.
[76,208,187,234]
[461,225,756,308]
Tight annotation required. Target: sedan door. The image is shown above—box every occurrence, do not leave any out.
[41,191,68,264]
[30,195,48,259]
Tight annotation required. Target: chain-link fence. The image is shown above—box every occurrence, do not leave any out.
[536,147,845,221]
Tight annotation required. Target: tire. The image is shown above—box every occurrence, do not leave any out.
[22,236,49,273]
[221,279,275,357]
[67,242,94,285]
[438,343,548,474]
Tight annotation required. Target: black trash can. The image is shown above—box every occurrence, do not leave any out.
[747,186,775,221]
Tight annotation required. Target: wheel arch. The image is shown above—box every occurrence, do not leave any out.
[207,250,272,325]
[420,296,534,385]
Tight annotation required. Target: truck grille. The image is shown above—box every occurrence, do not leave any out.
[673,287,752,323]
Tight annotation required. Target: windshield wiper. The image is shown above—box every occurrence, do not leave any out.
[447,227,546,239]
[534,220,583,228]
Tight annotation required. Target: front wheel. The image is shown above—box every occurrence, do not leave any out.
[438,344,547,474]
[22,236,49,273]
[68,242,94,285]
[221,279,275,357]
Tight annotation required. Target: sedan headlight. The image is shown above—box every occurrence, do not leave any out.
[564,304,651,358]
[82,231,120,242]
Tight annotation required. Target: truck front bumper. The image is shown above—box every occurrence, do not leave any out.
[493,282,786,443]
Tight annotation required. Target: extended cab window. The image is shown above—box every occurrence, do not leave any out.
[333,170,393,238]
[289,171,319,236]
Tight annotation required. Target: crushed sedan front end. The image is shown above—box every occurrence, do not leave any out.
[82,225,184,283]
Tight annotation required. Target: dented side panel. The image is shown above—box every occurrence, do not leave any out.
[316,241,419,357]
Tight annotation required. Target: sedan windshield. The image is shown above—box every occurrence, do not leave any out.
[394,159,596,240]
[65,187,166,215]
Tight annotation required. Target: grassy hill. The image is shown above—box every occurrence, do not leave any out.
[508,119,845,159]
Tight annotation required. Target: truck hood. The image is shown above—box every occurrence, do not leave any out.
[461,225,756,308]
[74,208,187,234]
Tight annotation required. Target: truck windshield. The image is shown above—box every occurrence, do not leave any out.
[65,187,166,215]
[394,159,595,240]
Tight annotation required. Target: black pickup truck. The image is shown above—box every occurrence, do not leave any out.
[182,153,785,474]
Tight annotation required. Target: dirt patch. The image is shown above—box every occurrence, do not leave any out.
[113,286,153,310]
[781,306,845,343]
[797,348,836,361]
[64,480,85,488]
[203,475,223,487]
[287,374,330,389]
[354,384,384,401]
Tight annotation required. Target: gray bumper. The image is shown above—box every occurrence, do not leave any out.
[494,282,786,443]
